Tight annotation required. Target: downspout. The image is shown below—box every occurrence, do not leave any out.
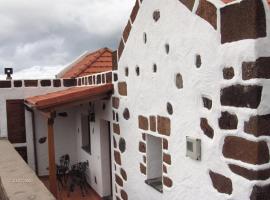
[25,104,38,174]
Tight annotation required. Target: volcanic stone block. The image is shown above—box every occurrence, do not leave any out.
[106,72,112,83]
[140,163,146,175]
[130,0,140,23]
[53,79,61,87]
[163,139,168,150]
[202,96,212,110]
[142,133,146,141]
[114,150,122,165]
[244,114,270,137]
[119,138,126,153]
[143,155,146,163]
[223,67,235,80]
[118,39,125,59]
[112,97,120,109]
[209,170,233,195]
[13,80,22,88]
[139,141,146,153]
[120,168,127,181]
[163,176,173,188]
[196,0,217,29]
[113,73,118,81]
[167,102,173,115]
[112,51,118,71]
[115,174,123,187]
[123,108,130,120]
[123,20,132,43]
[121,190,128,200]
[138,115,148,130]
[220,0,266,44]
[157,116,171,136]
[242,57,270,80]
[163,164,167,173]
[220,84,262,109]
[24,80,38,87]
[113,123,120,135]
[218,111,238,130]
[200,118,214,139]
[250,184,270,200]
[63,79,76,87]
[175,73,183,89]
[163,153,171,165]
[179,0,195,11]
[149,116,156,132]
[40,80,51,87]
[113,136,117,148]
[229,164,270,181]
[222,136,269,165]
[153,10,160,22]
[118,82,127,96]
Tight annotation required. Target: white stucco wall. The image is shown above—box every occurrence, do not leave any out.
[115,0,270,200]
[35,107,77,176]
[75,100,113,198]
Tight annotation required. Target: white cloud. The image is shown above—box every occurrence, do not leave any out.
[0,0,135,78]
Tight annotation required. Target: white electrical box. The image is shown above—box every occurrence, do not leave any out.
[186,137,201,161]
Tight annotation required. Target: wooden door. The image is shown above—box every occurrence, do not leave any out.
[6,99,28,163]
[6,99,26,143]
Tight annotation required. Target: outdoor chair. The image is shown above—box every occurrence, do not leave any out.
[56,154,70,189]
[67,160,89,197]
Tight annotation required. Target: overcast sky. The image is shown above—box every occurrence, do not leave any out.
[0,0,135,79]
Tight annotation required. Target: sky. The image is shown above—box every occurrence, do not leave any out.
[0,0,135,79]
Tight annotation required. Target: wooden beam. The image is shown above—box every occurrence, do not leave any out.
[47,115,57,197]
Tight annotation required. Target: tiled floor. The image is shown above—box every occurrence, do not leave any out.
[40,177,102,200]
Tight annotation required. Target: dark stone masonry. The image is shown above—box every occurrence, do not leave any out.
[179,0,195,11]
[242,57,270,80]
[209,170,233,195]
[223,67,235,80]
[157,116,171,136]
[138,115,149,130]
[244,114,270,137]
[220,0,266,44]
[118,82,127,96]
[196,0,217,29]
[200,118,214,139]
[202,97,212,110]
[250,184,270,200]
[218,111,238,130]
[220,84,262,109]
[222,136,269,165]
[229,164,270,181]
[149,116,156,132]
[0,81,11,88]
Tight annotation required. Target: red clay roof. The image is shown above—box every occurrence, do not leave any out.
[60,48,113,78]
[25,84,113,110]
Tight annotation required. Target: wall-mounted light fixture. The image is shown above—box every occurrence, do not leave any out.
[4,68,13,80]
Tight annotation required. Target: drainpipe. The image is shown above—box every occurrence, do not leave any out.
[25,104,38,174]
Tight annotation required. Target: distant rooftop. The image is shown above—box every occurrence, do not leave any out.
[57,48,113,79]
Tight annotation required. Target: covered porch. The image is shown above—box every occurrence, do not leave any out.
[24,84,113,199]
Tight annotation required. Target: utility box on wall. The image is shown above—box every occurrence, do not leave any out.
[186,137,201,161]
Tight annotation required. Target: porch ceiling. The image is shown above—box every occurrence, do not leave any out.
[25,84,113,110]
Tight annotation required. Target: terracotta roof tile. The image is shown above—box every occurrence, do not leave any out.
[25,84,113,110]
[60,48,113,78]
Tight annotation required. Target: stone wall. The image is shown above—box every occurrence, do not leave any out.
[113,0,270,199]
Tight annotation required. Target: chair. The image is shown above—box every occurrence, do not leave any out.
[56,154,70,189]
[68,160,89,197]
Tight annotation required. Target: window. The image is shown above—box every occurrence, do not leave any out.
[145,134,163,193]
[81,114,91,154]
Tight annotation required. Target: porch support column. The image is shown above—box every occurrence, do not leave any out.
[47,112,57,198]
